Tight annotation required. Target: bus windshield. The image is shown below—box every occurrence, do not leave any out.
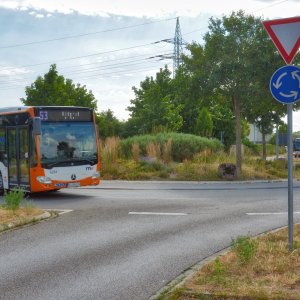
[39,122,98,167]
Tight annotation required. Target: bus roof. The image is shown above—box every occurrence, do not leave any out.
[0,106,92,114]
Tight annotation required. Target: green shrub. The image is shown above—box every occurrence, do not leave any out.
[3,188,25,212]
[119,134,157,158]
[120,133,223,162]
[232,236,258,264]
[139,160,165,172]
[243,138,259,155]
[256,143,286,156]
[211,258,227,283]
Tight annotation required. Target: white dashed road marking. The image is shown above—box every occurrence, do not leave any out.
[246,212,300,216]
[128,212,188,216]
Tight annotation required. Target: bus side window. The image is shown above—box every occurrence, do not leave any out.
[0,128,7,166]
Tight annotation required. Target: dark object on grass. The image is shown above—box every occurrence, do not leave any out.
[218,163,237,180]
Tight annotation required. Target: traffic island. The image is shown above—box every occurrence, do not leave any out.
[154,224,300,300]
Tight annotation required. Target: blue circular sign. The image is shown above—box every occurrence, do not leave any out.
[270,65,300,104]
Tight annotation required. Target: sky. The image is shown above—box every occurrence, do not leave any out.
[0,0,299,130]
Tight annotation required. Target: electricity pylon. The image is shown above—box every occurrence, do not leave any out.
[152,17,186,77]
[173,17,183,74]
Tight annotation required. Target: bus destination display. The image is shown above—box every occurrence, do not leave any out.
[39,109,92,122]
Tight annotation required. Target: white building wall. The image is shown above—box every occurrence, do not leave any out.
[248,124,272,143]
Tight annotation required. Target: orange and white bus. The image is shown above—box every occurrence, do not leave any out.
[0,106,100,193]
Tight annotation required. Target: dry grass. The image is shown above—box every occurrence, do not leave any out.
[163,139,173,164]
[0,207,44,229]
[162,225,300,300]
[102,137,120,163]
[100,137,120,176]
[100,139,300,181]
[131,143,140,162]
[100,150,300,181]
[146,143,161,161]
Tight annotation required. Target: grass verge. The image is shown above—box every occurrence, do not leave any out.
[0,188,50,232]
[101,155,300,181]
[159,224,300,300]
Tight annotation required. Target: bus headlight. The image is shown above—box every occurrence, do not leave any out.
[37,176,52,184]
[92,172,100,179]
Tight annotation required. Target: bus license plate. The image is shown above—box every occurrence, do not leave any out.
[68,182,80,188]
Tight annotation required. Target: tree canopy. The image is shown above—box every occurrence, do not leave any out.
[195,107,213,137]
[21,64,98,110]
[197,10,293,174]
[127,66,183,134]
[96,109,123,140]
[126,10,297,174]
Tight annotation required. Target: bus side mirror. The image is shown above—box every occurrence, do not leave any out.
[33,117,41,135]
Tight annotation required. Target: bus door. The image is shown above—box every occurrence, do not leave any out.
[7,126,30,190]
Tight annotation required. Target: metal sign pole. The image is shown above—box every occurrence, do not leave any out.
[276,124,279,160]
[287,103,294,251]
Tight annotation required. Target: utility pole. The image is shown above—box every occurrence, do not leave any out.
[160,17,186,77]
[173,17,183,75]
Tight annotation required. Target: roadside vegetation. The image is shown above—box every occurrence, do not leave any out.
[0,188,44,232]
[21,11,300,181]
[100,135,295,181]
[160,224,300,299]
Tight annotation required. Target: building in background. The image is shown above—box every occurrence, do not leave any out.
[248,124,272,144]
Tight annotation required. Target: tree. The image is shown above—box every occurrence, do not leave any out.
[209,96,236,150]
[195,107,213,137]
[203,11,274,177]
[127,66,183,134]
[173,43,211,133]
[96,109,123,140]
[244,20,286,160]
[21,64,98,110]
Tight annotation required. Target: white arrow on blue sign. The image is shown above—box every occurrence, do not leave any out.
[270,65,300,104]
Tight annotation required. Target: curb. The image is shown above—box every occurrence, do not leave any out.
[149,247,230,300]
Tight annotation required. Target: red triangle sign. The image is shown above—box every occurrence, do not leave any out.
[263,16,300,64]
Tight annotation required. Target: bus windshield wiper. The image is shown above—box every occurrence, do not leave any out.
[43,161,67,168]
[42,158,96,169]
[70,158,96,165]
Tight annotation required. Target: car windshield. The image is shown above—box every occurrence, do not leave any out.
[39,122,98,166]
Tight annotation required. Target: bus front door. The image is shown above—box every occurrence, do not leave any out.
[7,127,30,190]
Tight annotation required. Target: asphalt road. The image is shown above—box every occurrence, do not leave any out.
[1,180,300,300]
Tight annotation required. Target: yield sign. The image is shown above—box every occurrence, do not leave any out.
[262,16,300,64]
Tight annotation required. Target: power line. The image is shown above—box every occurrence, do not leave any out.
[0,51,172,85]
[55,51,172,72]
[0,17,176,49]
[61,54,172,77]
[70,63,172,81]
[182,26,208,36]
[0,41,171,72]
[180,1,290,38]
[0,0,290,77]
[0,63,172,91]
[250,0,289,14]
[0,53,172,86]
